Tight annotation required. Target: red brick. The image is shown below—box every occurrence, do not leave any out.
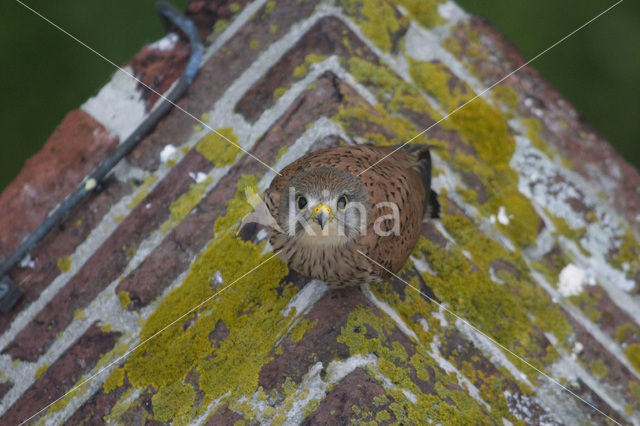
[1,324,120,424]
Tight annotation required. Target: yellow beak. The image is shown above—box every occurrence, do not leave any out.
[311,204,333,229]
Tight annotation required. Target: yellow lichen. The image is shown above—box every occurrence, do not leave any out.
[264,0,276,15]
[588,359,608,379]
[348,57,440,119]
[522,117,552,159]
[161,176,213,234]
[269,24,279,34]
[152,380,197,422]
[213,19,229,34]
[126,175,157,210]
[120,175,299,422]
[103,388,137,424]
[103,368,125,394]
[57,255,72,273]
[73,309,87,321]
[229,2,241,13]
[118,291,132,309]
[35,364,49,380]
[339,0,408,52]
[409,59,515,167]
[289,318,317,342]
[273,87,287,99]
[629,380,640,400]
[394,0,445,28]
[292,54,327,78]
[250,39,260,50]
[337,307,500,423]
[615,323,640,343]
[610,229,640,275]
[275,146,289,162]
[569,291,602,322]
[546,212,590,256]
[196,128,241,167]
[625,344,640,374]
[491,84,519,111]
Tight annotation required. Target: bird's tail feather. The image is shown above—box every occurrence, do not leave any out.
[407,146,440,219]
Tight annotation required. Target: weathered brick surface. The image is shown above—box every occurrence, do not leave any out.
[1,0,639,424]
[4,149,212,361]
[0,177,130,335]
[0,324,120,424]
[0,109,117,260]
[302,368,394,425]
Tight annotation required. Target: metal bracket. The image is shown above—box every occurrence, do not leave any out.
[0,1,203,313]
[0,276,24,313]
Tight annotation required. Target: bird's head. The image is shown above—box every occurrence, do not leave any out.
[279,167,370,243]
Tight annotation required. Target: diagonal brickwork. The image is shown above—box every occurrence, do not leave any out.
[1,0,639,424]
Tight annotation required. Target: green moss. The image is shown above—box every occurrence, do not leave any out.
[250,39,259,50]
[35,364,49,380]
[126,175,157,210]
[625,344,640,374]
[339,0,408,52]
[118,291,132,309]
[269,24,279,34]
[273,87,287,99]
[394,0,445,28]
[57,255,71,273]
[588,359,608,379]
[615,323,640,343]
[103,368,125,394]
[229,2,241,13]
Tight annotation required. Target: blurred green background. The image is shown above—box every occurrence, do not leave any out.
[1,0,638,192]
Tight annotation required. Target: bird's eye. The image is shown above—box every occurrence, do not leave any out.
[297,196,308,210]
[337,195,348,211]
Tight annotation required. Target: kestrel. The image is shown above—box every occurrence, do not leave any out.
[263,144,439,288]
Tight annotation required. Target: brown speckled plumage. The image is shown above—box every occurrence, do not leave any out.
[265,145,438,288]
